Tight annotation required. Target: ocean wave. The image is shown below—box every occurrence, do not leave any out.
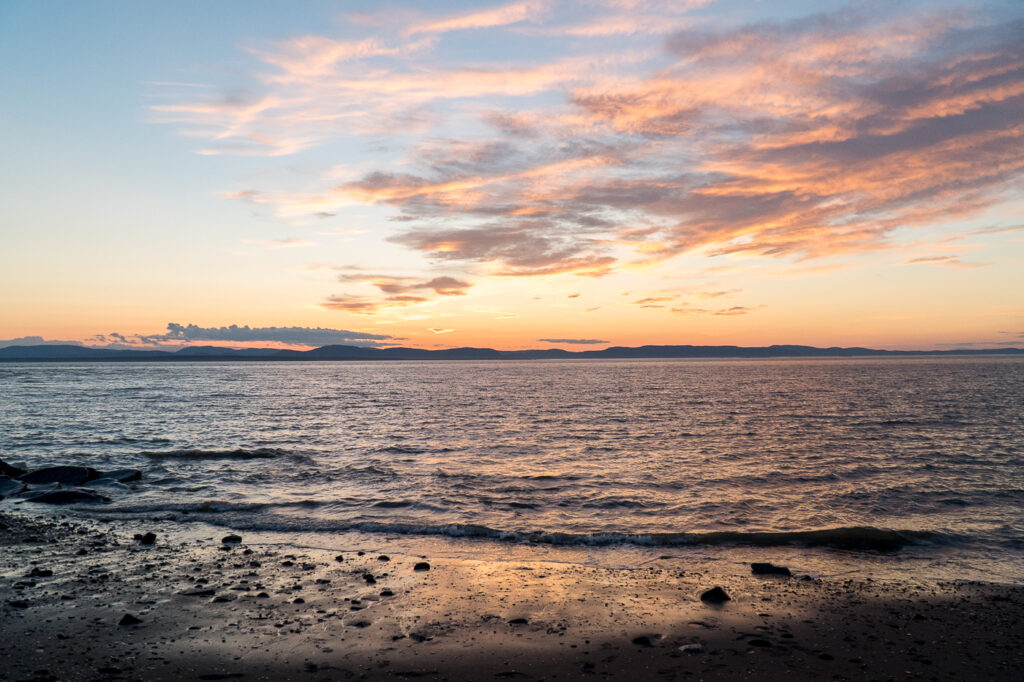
[337,523,955,551]
[79,504,960,551]
[139,448,291,460]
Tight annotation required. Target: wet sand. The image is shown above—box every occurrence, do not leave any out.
[1,510,1021,681]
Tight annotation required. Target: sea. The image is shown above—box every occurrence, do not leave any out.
[2,357,1022,582]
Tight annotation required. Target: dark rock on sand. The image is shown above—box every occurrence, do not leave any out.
[222,534,243,544]
[95,469,143,483]
[509,618,529,625]
[135,532,157,545]
[0,460,27,477]
[180,588,217,597]
[378,555,390,562]
[8,600,30,609]
[751,562,792,576]
[334,554,345,562]
[24,489,110,505]
[380,589,394,597]
[28,567,53,577]
[748,638,772,647]
[119,613,143,626]
[363,574,377,584]
[700,586,731,603]
[19,466,100,486]
[414,562,431,571]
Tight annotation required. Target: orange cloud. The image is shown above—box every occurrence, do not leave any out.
[405,0,547,36]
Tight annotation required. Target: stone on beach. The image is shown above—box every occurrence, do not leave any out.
[751,562,792,576]
[0,460,27,477]
[118,613,143,626]
[135,532,157,545]
[700,586,731,603]
[414,561,431,571]
[221,534,243,544]
[19,466,101,486]
[94,469,143,483]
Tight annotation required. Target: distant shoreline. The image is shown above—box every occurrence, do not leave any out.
[1,343,1022,362]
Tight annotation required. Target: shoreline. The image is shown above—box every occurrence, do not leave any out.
[2,509,1021,681]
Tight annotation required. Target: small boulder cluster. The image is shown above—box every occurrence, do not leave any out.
[0,459,141,505]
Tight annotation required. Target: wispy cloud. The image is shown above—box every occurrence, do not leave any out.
[405,0,548,36]
[903,255,988,268]
[151,0,1024,312]
[537,337,609,344]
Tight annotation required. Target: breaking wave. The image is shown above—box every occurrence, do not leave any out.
[140,448,291,460]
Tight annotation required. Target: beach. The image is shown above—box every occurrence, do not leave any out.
[3,509,1021,681]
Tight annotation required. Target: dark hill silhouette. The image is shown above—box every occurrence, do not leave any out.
[0,343,1021,362]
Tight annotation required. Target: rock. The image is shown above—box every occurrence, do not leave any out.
[679,643,704,654]
[135,532,157,545]
[221,534,242,544]
[0,476,27,497]
[380,589,394,597]
[119,613,143,626]
[180,588,217,597]
[28,567,53,577]
[8,600,29,609]
[293,597,305,604]
[414,561,431,572]
[19,466,100,486]
[363,574,377,585]
[334,555,344,562]
[751,562,792,576]
[508,618,529,625]
[748,639,772,647]
[256,592,270,599]
[0,460,27,477]
[94,469,143,483]
[632,635,657,647]
[377,555,390,562]
[211,594,236,603]
[700,586,731,603]
[23,489,110,505]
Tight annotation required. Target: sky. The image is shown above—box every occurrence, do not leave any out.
[1,0,1022,351]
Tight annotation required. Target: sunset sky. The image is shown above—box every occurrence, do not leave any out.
[2,0,1022,351]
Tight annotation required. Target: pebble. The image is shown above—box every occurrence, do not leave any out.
[414,561,431,572]
[118,613,143,626]
[221,534,243,544]
[700,586,731,603]
[751,562,792,576]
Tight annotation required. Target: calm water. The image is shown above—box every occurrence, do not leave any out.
[1,358,1022,577]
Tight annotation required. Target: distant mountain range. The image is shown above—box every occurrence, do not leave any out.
[1,343,1021,362]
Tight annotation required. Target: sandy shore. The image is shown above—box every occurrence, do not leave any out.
[1,510,1021,681]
